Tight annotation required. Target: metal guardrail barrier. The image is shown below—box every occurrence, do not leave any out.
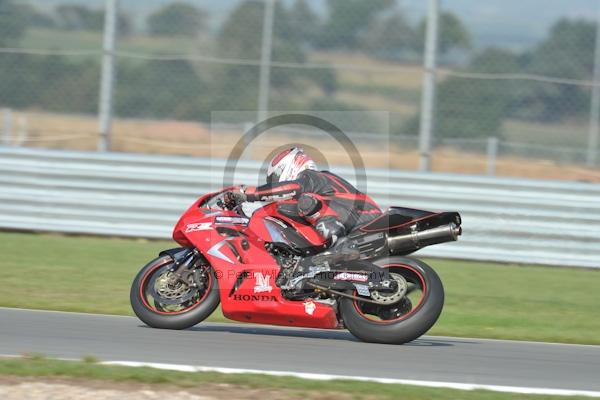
[1,146,599,268]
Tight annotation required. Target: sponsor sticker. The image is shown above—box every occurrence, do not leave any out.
[185,222,213,233]
[215,216,249,225]
[354,284,370,297]
[253,272,273,293]
[334,272,369,282]
[260,192,296,202]
[303,299,316,316]
[233,294,276,301]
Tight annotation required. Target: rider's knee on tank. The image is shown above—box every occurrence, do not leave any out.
[315,216,346,246]
[297,193,343,245]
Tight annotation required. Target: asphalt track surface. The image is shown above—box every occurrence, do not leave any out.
[1,307,599,393]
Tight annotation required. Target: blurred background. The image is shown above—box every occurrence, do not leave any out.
[2,0,600,180]
[1,0,600,269]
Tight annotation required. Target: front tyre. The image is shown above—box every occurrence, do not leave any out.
[130,255,220,330]
[340,257,444,344]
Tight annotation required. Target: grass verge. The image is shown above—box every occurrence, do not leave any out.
[0,231,599,344]
[0,357,592,400]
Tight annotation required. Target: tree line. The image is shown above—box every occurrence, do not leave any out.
[427,18,598,139]
[0,0,337,121]
[0,0,597,139]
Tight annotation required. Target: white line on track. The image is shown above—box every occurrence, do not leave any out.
[101,361,600,398]
[2,353,600,397]
[3,354,600,397]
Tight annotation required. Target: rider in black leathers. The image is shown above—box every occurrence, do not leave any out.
[227,147,382,247]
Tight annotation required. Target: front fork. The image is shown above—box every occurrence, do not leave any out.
[160,247,202,286]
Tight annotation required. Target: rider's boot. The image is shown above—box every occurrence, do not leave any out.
[295,236,361,276]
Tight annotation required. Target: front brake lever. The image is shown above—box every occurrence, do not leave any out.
[216,197,227,210]
[218,193,238,211]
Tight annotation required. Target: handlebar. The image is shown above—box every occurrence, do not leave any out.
[200,190,246,214]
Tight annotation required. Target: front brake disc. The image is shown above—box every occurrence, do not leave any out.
[147,266,198,305]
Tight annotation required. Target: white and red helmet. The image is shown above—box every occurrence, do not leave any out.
[266,147,317,184]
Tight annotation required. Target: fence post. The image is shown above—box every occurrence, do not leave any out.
[257,0,275,124]
[98,0,118,152]
[486,137,499,176]
[588,96,599,166]
[418,0,440,172]
[2,108,13,145]
[588,2,600,166]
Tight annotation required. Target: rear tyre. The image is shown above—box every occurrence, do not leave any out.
[130,255,220,330]
[340,256,444,344]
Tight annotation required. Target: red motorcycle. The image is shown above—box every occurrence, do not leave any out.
[130,189,461,344]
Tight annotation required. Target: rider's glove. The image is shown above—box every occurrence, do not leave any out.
[224,186,247,208]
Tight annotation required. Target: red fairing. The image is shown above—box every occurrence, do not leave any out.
[249,202,327,247]
[171,192,338,329]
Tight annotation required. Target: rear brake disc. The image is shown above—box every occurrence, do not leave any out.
[369,272,408,305]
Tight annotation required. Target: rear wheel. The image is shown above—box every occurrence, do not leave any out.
[130,255,220,330]
[340,257,444,344]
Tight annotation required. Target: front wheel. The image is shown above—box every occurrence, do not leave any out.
[339,257,444,344]
[130,255,220,330]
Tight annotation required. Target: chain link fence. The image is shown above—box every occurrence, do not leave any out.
[1,0,600,181]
